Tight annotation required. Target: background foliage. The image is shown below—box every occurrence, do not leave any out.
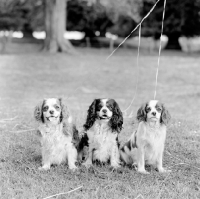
[0,0,200,47]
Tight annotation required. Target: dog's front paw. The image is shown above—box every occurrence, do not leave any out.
[69,165,78,172]
[38,164,50,171]
[158,167,171,173]
[111,163,121,170]
[138,169,150,174]
[82,160,92,168]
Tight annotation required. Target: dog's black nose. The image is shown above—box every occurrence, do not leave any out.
[102,109,107,113]
[152,112,156,116]
[49,110,54,114]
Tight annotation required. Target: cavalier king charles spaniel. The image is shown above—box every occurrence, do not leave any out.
[78,98,123,169]
[120,100,171,174]
[34,98,77,171]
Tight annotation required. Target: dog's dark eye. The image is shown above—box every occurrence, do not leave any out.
[96,104,103,111]
[43,106,49,112]
[107,105,113,111]
[156,107,162,112]
[54,105,60,110]
[146,107,151,112]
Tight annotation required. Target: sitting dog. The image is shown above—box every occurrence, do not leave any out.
[34,98,77,171]
[79,98,123,168]
[120,100,171,174]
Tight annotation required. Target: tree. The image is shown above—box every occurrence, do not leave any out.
[0,0,44,52]
[141,0,200,49]
[76,0,142,38]
[43,0,75,53]
[100,0,142,23]
[67,0,113,41]
[20,0,44,38]
[0,0,25,52]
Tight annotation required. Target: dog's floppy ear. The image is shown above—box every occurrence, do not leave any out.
[109,100,123,133]
[59,98,69,122]
[137,102,147,122]
[83,99,98,131]
[34,100,45,123]
[161,104,171,125]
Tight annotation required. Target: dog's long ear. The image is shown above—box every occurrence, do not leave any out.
[137,102,147,122]
[83,99,98,131]
[161,104,171,125]
[109,100,123,133]
[59,98,69,122]
[34,100,45,123]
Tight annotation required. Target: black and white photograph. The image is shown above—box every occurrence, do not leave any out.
[0,0,200,198]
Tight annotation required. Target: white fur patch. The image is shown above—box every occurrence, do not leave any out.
[38,123,77,170]
[84,120,120,168]
[68,116,73,124]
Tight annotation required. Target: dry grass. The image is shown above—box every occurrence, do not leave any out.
[0,44,200,199]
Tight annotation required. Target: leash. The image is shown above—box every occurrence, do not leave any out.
[123,24,141,117]
[106,0,161,61]
[69,0,166,116]
[106,0,167,115]
[154,0,167,100]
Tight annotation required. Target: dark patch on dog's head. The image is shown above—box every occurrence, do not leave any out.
[83,99,101,131]
[58,98,69,123]
[34,100,45,123]
[137,102,148,122]
[160,103,171,125]
[108,99,123,133]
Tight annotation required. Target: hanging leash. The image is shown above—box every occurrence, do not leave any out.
[123,24,141,118]
[69,0,166,117]
[154,0,167,100]
[106,0,167,116]
[106,0,161,61]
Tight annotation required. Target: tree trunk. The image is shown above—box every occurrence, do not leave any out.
[165,33,181,50]
[43,0,75,53]
[22,24,34,39]
[0,31,13,53]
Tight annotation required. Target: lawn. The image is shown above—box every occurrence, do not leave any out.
[0,44,200,199]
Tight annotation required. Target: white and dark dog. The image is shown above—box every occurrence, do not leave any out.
[79,98,123,169]
[120,100,171,174]
[34,98,77,171]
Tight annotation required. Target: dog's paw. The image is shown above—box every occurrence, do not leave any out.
[38,165,50,171]
[82,161,92,168]
[111,163,121,170]
[69,165,78,172]
[138,169,150,174]
[158,168,171,173]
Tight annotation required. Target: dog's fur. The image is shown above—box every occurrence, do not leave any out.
[34,98,77,171]
[120,100,171,174]
[79,98,123,168]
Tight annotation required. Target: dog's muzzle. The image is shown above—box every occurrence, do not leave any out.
[46,116,59,122]
[99,114,111,120]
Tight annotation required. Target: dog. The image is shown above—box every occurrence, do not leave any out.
[34,98,77,171]
[78,98,123,169]
[120,100,171,174]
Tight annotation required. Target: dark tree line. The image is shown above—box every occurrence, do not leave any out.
[0,0,200,52]
[141,0,200,49]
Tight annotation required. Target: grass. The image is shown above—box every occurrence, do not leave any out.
[0,43,200,199]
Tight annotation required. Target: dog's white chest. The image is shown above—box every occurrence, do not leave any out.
[88,123,111,146]
[39,124,71,145]
[144,125,166,162]
[87,123,117,162]
[146,125,166,143]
